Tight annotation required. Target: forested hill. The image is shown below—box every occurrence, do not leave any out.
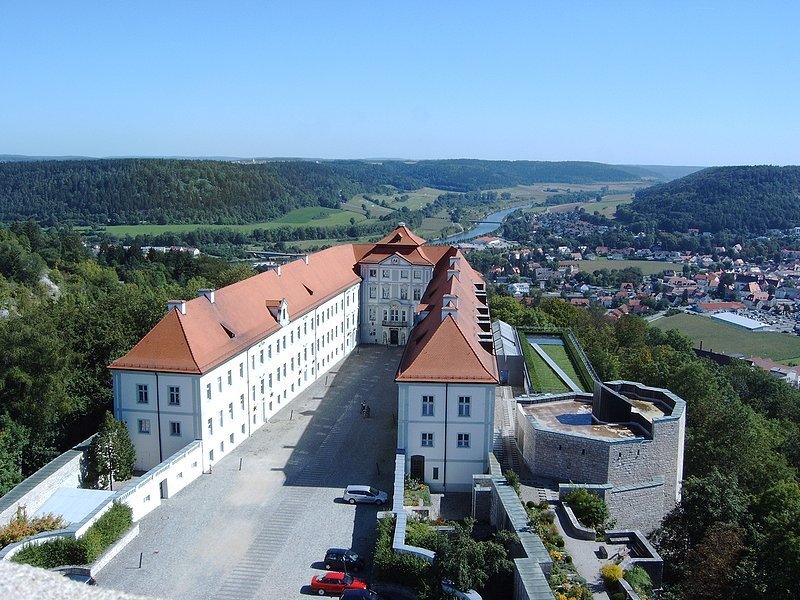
[0,159,362,225]
[324,159,643,191]
[617,165,800,234]
[0,158,643,225]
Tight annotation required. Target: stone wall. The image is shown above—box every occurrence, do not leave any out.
[0,437,92,527]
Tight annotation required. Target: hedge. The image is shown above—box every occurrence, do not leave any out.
[12,502,132,568]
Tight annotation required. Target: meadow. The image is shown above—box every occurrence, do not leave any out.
[652,312,800,362]
[579,257,678,276]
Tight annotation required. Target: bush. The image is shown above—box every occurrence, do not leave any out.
[0,508,66,549]
[600,563,624,585]
[504,469,521,496]
[373,517,430,588]
[611,593,627,600]
[526,500,536,509]
[11,502,132,568]
[624,565,652,595]
[565,488,610,530]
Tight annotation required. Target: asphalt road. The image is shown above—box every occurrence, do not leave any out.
[100,346,404,600]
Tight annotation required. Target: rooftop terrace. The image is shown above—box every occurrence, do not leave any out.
[522,399,645,440]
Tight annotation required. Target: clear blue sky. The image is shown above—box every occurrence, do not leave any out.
[1,1,798,166]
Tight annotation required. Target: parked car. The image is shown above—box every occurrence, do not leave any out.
[310,571,367,595]
[442,579,482,600]
[62,572,97,585]
[343,485,388,506]
[340,590,382,600]
[324,547,365,571]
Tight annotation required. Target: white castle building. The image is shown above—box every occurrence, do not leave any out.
[110,225,498,491]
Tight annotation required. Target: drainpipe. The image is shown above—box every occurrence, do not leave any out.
[443,382,448,492]
[154,372,163,463]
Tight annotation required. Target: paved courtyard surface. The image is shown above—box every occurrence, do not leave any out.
[101,346,404,600]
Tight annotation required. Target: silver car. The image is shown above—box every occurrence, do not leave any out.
[343,485,388,506]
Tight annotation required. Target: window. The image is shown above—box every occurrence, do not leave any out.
[401,270,408,279]
[207,418,213,435]
[268,345,272,359]
[228,403,234,419]
[382,287,390,299]
[229,433,234,444]
[217,376,222,392]
[421,433,434,447]
[458,396,471,417]
[277,368,281,382]
[170,421,181,436]
[413,288,421,301]
[400,288,408,300]
[209,450,214,461]
[390,308,399,322]
[291,357,294,370]
[269,373,273,389]
[422,396,434,416]
[369,269,377,277]
[260,349,264,364]
[252,355,255,369]
[433,467,439,480]
[260,379,265,394]
[282,336,286,350]
[138,419,151,434]
[168,386,180,406]
[220,441,224,452]
[290,331,294,344]
[137,384,149,404]
[219,410,223,426]
[382,269,389,278]
[457,433,471,448]
[283,364,286,377]
[206,383,211,400]
[240,394,245,410]
[369,286,376,299]
[227,370,232,385]
[276,341,280,354]
[414,270,421,279]
[239,362,244,377]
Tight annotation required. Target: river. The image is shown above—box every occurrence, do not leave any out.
[437,203,533,244]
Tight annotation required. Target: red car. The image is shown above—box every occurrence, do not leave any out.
[310,571,368,595]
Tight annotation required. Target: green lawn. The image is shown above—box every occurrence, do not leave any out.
[526,348,571,393]
[586,193,633,218]
[343,187,447,215]
[579,257,678,276]
[541,345,590,392]
[82,207,372,237]
[652,313,800,362]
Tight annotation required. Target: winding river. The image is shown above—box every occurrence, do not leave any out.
[438,203,533,244]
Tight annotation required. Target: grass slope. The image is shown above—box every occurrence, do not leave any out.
[653,313,800,362]
[541,345,590,392]
[526,348,571,393]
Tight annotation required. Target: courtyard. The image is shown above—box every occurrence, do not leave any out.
[101,345,404,599]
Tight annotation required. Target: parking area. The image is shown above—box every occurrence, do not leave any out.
[101,345,404,599]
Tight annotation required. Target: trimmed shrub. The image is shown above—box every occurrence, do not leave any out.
[11,502,133,568]
[600,563,624,585]
[565,488,609,530]
[526,500,536,509]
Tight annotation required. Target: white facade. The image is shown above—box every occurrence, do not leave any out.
[396,382,495,492]
[359,258,433,346]
[114,284,361,471]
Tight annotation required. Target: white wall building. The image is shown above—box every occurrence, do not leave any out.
[111,225,498,492]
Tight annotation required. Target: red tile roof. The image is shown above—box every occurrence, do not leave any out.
[396,249,498,384]
[110,244,361,373]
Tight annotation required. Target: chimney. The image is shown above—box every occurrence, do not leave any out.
[443,294,458,309]
[167,300,187,315]
[441,306,457,322]
[447,268,460,280]
[398,221,406,227]
[276,264,281,276]
[304,255,310,265]
[198,288,215,304]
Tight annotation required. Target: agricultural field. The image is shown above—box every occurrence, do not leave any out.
[342,187,447,216]
[578,257,678,276]
[83,207,373,237]
[584,193,634,217]
[652,313,800,362]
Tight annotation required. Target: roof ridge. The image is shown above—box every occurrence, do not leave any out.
[174,309,202,373]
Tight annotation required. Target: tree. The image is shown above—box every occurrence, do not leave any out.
[86,412,135,490]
